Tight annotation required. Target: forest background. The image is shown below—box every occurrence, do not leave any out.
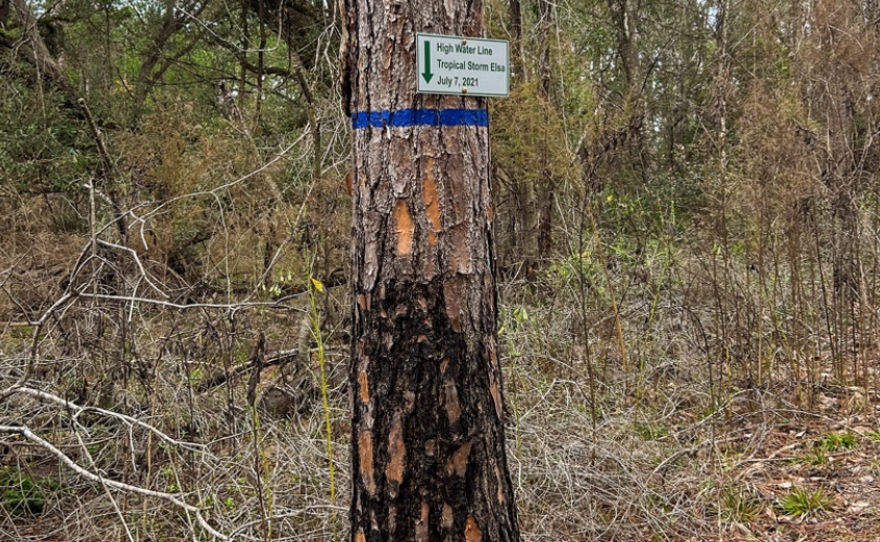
[2,0,880,540]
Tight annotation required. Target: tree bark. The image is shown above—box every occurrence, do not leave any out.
[509,0,522,79]
[342,2,520,541]
[9,0,63,80]
[535,0,554,261]
[607,0,640,92]
[1,0,9,30]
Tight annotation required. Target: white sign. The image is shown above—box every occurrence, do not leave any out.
[416,33,509,97]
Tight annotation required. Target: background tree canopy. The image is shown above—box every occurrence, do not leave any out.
[2,0,880,540]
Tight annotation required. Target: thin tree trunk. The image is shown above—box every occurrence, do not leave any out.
[536,0,552,99]
[509,0,522,79]
[536,0,554,261]
[132,0,211,113]
[9,0,63,80]
[239,0,249,109]
[1,0,10,30]
[256,0,266,120]
[607,0,646,169]
[342,1,520,541]
[608,0,640,92]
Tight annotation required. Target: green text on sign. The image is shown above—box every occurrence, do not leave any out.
[416,33,510,98]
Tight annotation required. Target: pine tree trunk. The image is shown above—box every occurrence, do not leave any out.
[342,1,520,541]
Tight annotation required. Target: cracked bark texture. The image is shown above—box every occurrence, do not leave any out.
[342,1,520,541]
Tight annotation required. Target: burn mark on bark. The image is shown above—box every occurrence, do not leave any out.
[349,277,520,539]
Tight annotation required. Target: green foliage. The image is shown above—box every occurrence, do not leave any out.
[717,486,764,522]
[777,486,834,518]
[816,433,858,452]
[635,420,668,441]
[2,0,880,538]
[491,80,579,181]
[791,449,828,466]
[0,79,95,195]
[0,466,58,515]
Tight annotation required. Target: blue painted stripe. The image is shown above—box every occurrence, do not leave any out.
[352,108,488,129]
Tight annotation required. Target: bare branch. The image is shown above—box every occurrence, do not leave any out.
[9,386,211,455]
[96,239,168,298]
[75,292,306,312]
[0,424,229,541]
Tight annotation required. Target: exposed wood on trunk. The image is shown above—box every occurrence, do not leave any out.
[343,1,520,541]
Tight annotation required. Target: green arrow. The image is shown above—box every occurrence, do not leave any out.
[422,40,434,83]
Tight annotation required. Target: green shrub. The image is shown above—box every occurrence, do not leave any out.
[0,466,57,515]
[816,432,857,452]
[778,486,833,518]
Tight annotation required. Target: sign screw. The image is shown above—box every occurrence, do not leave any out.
[462,39,467,45]
[462,87,468,94]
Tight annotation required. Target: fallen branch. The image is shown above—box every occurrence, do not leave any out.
[9,385,211,456]
[0,423,228,541]
[198,348,300,393]
[75,292,306,312]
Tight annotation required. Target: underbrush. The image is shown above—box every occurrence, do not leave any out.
[2,136,880,540]
[3,234,879,541]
